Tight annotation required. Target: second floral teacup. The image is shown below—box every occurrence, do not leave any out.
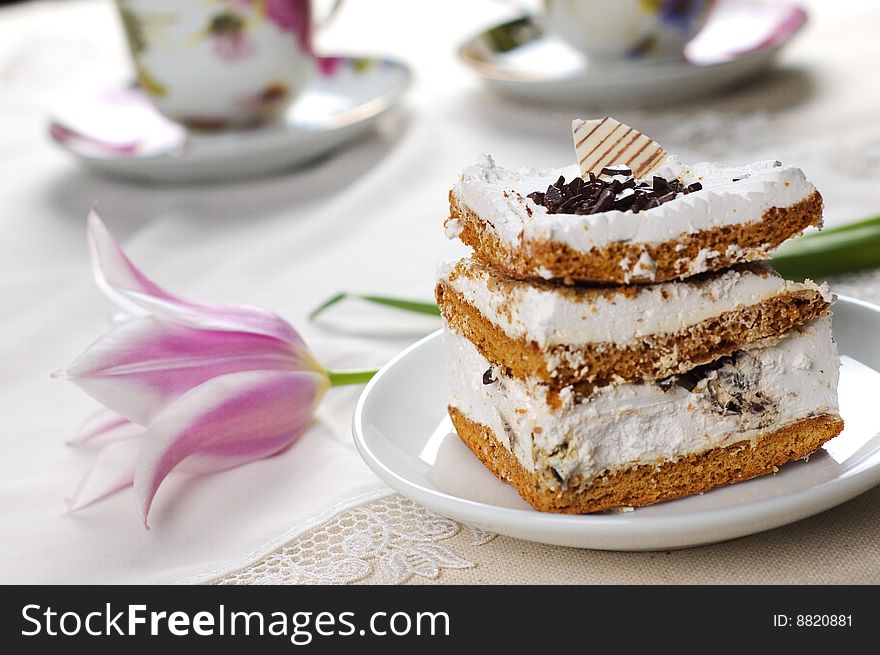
[543,0,716,61]
[115,0,334,129]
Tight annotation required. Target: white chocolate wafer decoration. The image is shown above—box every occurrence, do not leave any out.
[573,117,668,179]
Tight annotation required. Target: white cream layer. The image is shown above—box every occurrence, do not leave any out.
[448,154,817,253]
[446,317,840,484]
[439,258,831,348]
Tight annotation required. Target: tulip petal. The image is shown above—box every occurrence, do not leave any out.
[134,369,328,523]
[66,438,143,511]
[87,209,303,345]
[61,317,319,425]
[70,409,144,446]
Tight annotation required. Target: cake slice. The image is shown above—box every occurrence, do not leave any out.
[445,317,844,514]
[436,258,831,395]
[440,116,841,514]
[446,153,823,285]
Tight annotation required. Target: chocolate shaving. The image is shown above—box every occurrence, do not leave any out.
[526,173,701,216]
[601,165,632,177]
[658,356,735,393]
[482,368,496,385]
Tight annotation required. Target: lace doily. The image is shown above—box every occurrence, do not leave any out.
[213,494,496,585]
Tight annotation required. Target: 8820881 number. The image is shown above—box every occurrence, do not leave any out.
[796,615,852,627]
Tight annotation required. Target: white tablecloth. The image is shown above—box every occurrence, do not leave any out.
[2,0,880,584]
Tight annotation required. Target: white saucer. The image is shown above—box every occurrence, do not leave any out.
[353,297,880,551]
[458,0,807,107]
[49,56,411,183]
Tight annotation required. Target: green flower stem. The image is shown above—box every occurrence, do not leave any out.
[771,214,880,280]
[310,292,440,320]
[327,368,379,387]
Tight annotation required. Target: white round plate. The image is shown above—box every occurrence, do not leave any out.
[354,297,880,551]
[458,0,806,107]
[49,56,410,183]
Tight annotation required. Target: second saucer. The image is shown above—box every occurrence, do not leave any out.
[458,0,807,107]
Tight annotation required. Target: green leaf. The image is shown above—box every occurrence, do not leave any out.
[802,213,880,237]
[771,215,880,280]
[308,292,347,320]
[358,295,441,315]
[309,292,440,321]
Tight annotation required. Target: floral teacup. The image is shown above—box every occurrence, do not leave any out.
[543,0,716,61]
[115,0,336,129]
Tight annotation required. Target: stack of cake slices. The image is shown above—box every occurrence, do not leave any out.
[437,117,844,514]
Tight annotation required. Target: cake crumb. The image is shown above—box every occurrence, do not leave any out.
[443,218,463,239]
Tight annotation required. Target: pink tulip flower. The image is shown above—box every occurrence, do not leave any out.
[56,210,375,525]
